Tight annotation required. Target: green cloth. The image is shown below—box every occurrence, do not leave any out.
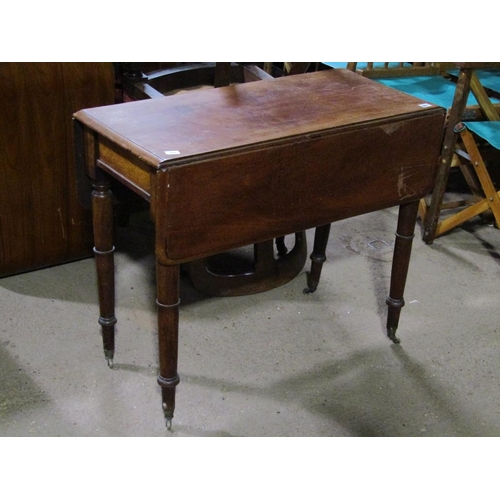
[447,68,500,93]
[463,121,500,151]
[374,75,484,108]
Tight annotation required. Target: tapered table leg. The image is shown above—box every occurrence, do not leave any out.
[91,175,116,367]
[386,200,419,344]
[156,260,181,429]
[304,223,331,294]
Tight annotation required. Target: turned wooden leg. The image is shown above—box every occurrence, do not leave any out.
[91,174,116,368]
[276,236,288,256]
[386,200,419,344]
[304,223,331,294]
[156,260,181,430]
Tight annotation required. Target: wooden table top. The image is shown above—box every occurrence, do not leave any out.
[75,68,446,263]
[74,69,443,170]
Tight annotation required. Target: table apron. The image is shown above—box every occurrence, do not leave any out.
[96,137,154,201]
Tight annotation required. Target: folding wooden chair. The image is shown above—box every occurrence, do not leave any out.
[417,64,500,240]
[447,68,500,234]
[448,120,500,233]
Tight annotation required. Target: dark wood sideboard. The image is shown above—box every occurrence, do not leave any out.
[0,63,115,277]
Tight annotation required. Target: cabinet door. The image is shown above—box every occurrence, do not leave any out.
[0,63,115,277]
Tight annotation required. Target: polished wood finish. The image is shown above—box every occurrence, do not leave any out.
[0,63,115,277]
[156,261,181,429]
[91,173,116,366]
[121,62,309,297]
[386,200,420,343]
[74,69,446,427]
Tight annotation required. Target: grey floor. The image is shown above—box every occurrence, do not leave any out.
[1,204,500,437]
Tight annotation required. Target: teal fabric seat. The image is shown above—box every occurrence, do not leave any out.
[374,75,487,109]
[463,121,500,150]
[447,68,500,94]
[474,69,500,93]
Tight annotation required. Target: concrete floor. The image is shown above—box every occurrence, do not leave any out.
[1,204,500,437]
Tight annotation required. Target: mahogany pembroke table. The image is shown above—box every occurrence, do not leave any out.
[73,69,446,428]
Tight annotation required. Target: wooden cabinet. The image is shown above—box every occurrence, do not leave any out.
[0,63,115,277]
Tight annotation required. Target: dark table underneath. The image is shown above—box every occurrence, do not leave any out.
[73,68,445,428]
